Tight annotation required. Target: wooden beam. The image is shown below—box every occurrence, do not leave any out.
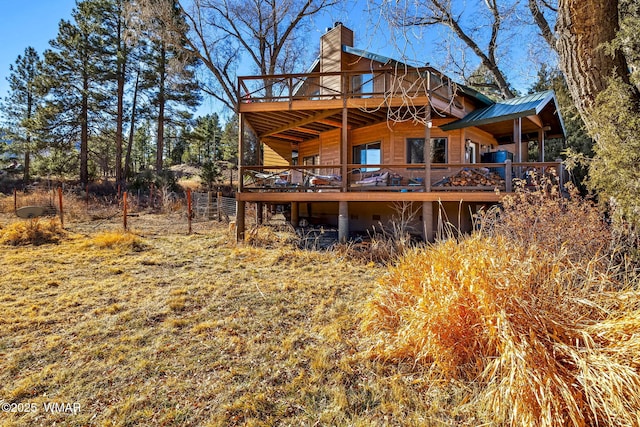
[239,95,461,116]
[266,134,305,142]
[526,114,544,129]
[260,109,342,138]
[236,191,504,203]
[316,118,347,128]
[292,127,321,135]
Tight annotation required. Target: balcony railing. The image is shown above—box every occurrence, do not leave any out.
[238,67,455,105]
[239,161,564,194]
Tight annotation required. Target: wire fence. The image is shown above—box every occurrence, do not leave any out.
[191,192,236,222]
[2,187,239,237]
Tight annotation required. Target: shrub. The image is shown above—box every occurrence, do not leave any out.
[362,233,640,426]
[245,225,299,249]
[478,181,612,264]
[0,219,65,246]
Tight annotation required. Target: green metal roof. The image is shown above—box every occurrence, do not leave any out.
[342,46,494,106]
[342,46,397,66]
[440,90,562,131]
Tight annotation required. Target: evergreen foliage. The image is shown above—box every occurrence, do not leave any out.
[1,47,44,181]
[588,78,640,227]
[528,64,594,191]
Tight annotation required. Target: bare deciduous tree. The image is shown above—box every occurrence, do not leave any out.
[376,0,520,99]
[131,0,339,111]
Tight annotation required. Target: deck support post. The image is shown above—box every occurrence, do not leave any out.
[538,129,545,162]
[238,113,245,192]
[291,202,299,227]
[255,202,263,225]
[424,106,432,192]
[505,159,513,192]
[341,105,348,192]
[422,201,434,242]
[236,201,246,242]
[338,201,349,242]
[513,117,522,178]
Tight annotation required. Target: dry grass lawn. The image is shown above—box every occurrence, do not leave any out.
[3,187,639,426]
[0,210,462,426]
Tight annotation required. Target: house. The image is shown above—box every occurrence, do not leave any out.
[235,23,566,242]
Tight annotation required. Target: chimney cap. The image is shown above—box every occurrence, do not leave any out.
[334,21,343,27]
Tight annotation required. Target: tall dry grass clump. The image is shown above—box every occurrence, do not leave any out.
[86,230,145,251]
[362,190,640,426]
[0,219,66,246]
[480,182,612,262]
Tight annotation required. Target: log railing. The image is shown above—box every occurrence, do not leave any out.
[239,160,565,194]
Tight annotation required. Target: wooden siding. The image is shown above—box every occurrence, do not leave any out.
[299,138,320,160]
[274,118,478,168]
[262,140,291,166]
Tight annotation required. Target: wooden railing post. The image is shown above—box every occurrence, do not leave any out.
[58,186,64,229]
[187,188,192,234]
[505,159,513,193]
[557,159,565,194]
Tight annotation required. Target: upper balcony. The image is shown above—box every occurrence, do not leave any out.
[237,67,481,119]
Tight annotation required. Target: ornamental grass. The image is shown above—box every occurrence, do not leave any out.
[0,219,65,246]
[362,189,640,426]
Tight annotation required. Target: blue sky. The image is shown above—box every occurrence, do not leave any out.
[0,1,77,100]
[0,0,379,119]
[0,0,392,119]
[0,1,542,120]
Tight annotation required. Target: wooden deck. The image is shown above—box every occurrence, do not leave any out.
[236,190,504,203]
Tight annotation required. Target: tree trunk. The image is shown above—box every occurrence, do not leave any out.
[115,4,126,184]
[124,71,140,181]
[156,45,166,172]
[23,148,30,182]
[116,53,125,184]
[556,0,638,130]
[80,72,90,184]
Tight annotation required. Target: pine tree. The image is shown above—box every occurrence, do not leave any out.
[38,0,113,183]
[191,114,223,164]
[219,114,239,165]
[137,2,200,172]
[1,47,44,181]
[101,0,133,184]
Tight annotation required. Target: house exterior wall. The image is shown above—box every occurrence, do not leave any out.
[262,139,291,166]
[293,120,494,168]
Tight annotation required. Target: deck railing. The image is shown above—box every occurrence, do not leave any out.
[239,160,565,194]
[238,67,455,105]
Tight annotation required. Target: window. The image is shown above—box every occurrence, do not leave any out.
[406,138,447,164]
[351,74,374,98]
[465,140,477,164]
[303,154,319,174]
[353,142,381,172]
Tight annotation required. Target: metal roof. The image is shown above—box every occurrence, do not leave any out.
[342,45,397,66]
[440,90,563,132]
[342,46,494,107]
